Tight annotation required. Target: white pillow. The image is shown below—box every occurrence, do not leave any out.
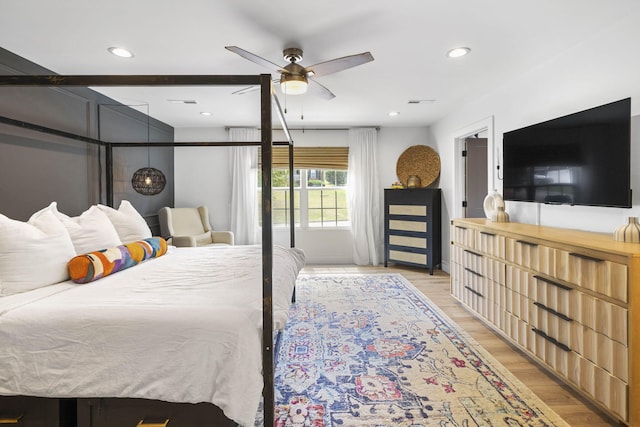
[38,203,123,254]
[0,209,76,296]
[97,200,151,243]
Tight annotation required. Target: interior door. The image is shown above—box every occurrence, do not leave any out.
[464,137,488,218]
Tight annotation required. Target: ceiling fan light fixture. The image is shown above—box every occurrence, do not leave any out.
[280,74,308,95]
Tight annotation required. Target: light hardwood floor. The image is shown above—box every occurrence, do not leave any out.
[301,264,619,427]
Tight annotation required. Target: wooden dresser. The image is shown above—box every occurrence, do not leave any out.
[450,218,640,425]
[384,188,441,274]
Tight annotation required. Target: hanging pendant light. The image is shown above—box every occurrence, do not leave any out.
[132,167,166,195]
[131,104,166,195]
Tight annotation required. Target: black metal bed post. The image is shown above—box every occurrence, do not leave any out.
[288,144,296,303]
[105,143,113,207]
[259,74,275,427]
[288,144,295,248]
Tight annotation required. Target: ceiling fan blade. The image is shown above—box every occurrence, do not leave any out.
[232,79,280,95]
[308,78,336,100]
[304,52,374,78]
[225,46,287,73]
[232,86,259,95]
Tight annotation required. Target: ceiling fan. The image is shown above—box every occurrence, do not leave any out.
[225,46,374,99]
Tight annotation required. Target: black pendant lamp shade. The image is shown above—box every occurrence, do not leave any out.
[131,167,166,195]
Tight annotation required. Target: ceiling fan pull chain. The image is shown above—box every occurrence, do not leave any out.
[301,103,304,120]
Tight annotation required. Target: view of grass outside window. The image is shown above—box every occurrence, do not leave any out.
[258,168,349,228]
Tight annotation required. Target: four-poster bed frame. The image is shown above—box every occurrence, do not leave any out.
[0,73,296,426]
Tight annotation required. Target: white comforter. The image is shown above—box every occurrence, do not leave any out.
[0,244,305,426]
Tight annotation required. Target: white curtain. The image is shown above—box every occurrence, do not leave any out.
[348,128,382,265]
[229,128,260,245]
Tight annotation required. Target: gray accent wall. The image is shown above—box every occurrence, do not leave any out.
[0,48,174,234]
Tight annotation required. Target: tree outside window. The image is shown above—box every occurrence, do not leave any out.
[258,168,349,228]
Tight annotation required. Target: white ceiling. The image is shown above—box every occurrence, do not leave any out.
[1,0,638,129]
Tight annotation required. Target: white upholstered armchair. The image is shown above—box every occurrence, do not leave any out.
[158,206,234,247]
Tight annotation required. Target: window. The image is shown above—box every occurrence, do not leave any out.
[259,168,349,228]
[257,147,350,228]
[306,168,349,227]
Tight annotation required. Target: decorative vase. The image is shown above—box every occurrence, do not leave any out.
[407,175,422,188]
[613,216,640,243]
[483,189,505,219]
[491,206,510,223]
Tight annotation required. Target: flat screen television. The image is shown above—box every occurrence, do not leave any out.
[502,98,631,208]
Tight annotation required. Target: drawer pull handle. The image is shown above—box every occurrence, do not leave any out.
[569,252,604,263]
[480,231,496,236]
[463,249,483,258]
[464,285,484,298]
[533,275,572,291]
[456,226,467,230]
[533,302,573,322]
[464,267,483,278]
[516,240,538,247]
[0,416,23,424]
[532,328,571,352]
[137,419,169,427]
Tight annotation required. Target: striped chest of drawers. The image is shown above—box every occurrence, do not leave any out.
[384,188,442,274]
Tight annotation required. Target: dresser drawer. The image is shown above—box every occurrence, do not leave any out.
[572,292,627,345]
[388,219,427,233]
[388,204,427,216]
[0,396,69,427]
[389,234,427,249]
[555,250,627,303]
[77,398,234,427]
[568,323,628,382]
[506,238,555,275]
[451,224,475,248]
[566,354,628,421]
[476,230,505,258]
[388,250,427,265]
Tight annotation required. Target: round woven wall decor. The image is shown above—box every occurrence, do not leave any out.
[396,145,441,188]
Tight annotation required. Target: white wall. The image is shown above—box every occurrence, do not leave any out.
[174,126,431,265]
[173,127,231,232]
[432,11,640,270]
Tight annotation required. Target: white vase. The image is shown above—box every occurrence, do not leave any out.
[483,189,505,219]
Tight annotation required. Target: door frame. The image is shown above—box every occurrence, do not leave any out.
[453,116,495,219]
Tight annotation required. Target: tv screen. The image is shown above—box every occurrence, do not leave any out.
[503,98,631,208]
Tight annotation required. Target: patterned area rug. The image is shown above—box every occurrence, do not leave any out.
[269,273,569,427]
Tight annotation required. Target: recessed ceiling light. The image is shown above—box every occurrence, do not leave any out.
[388,111,400,117]
[108,47,134,58]
[200,112,213,116]
[447,47,471,58]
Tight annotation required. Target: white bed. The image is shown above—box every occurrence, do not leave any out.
[0,244,305,426]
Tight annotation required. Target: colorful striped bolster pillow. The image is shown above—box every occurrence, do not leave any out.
[67,237,168,284]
